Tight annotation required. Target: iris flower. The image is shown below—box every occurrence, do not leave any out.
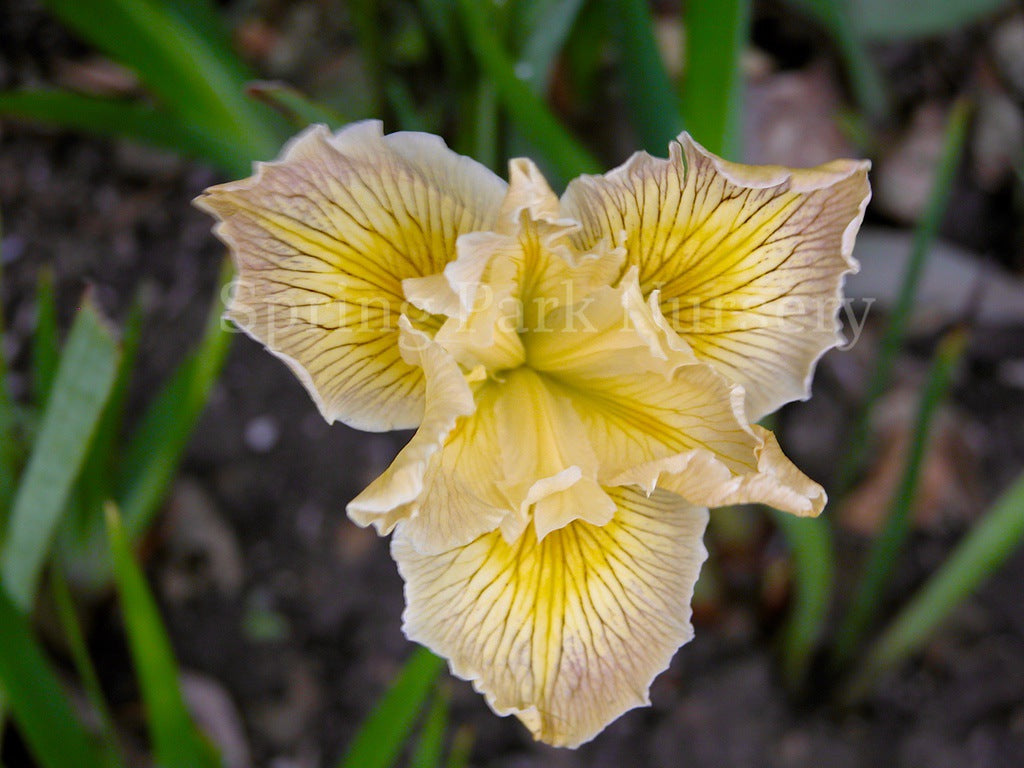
[198,122,869,747]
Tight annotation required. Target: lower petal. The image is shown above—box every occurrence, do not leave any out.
[392,487,709,748]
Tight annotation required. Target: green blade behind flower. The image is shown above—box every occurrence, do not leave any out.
[509,0,588,95]
[336,646,445,768]
[116,260,232,541]
[106,504,221,768]
[782,0,888,119]
[30,269,59,410]
[41,0,280,162]
[455,0,601,181]
[772,509,835,690]
[408,687,450,768]
[0,238,18,524]
[844,469,1024,701]
[833,327,967,666]
[602,0,683,152]
[49,565,125,761]
[681,0,750,158]
[0,297,120,611]
[0,90,251,176]
[0,583,118,768]
[836,98,971,494]
[245,81,352,130]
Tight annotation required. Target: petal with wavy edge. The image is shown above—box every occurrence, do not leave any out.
[196,120,507,431]
[493,368,614,540]
[393,487,709,748]
[346,319,477,535]
[528,276,824,516]
[388,379,515,555]
[562,132,870,421]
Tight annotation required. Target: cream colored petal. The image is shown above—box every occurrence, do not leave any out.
[346,320,477,535]
[393,487,709,748]
[428,161,625,374]
[614,430,827,517]
[562,132,870,421]
[196,120,507,430]
[496,158,563,231]
[525,270,697,379]
[571,366,825,517]
[393,379,514,554]
[493,368,614,539]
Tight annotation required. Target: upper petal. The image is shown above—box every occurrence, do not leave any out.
[392,486,709,748]
[561,132,870,421]
[196,121,507,430]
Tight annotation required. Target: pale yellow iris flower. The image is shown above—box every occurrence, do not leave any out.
[197,121,870,747]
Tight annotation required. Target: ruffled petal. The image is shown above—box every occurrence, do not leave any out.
[562,132,870,420]
[197,120,507,430]
[492,368,614,540]
[392,487,709,748]
[528,275,825,516]
[346,319,479,535]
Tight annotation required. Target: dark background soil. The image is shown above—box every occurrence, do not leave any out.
[2,1,1024,766]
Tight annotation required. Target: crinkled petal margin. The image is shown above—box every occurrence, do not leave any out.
[393,486,709,748]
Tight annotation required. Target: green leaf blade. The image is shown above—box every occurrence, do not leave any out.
[106,505,221,768]
[41,0,280,160]
[117,261,233,540]
[0,585,113,768]
[837,98,971,493]
[834,328,967,665]
[681,0,750,158]
[772,510,835,690]
[603,0,683,152]
[337,646,445,768]
[30,269,59,409]
[0,90,252,176]
[455,0,601,182]
[1,299,120,610]
[846,469,1024,700]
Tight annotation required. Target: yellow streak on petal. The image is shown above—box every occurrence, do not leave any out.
[562,132,870,420]
[196,121,507,430]
[393,487,709,748]
[494,368,613,539]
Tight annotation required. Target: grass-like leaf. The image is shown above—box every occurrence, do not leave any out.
[602,0,682,152]
[0,90,250,176]
[455,0,600,181]
[336,646,445,768]
[837,98,971,493]
[0,298,119,610]
[510,0,587,94]
[30,269,59,409]
[680,0,750,158]
[783,0,888,119]
[849,0,1011,41]
[49,565,124,760]
[409,687,450,768]
[117,261,233,540]
[444,727,474,768]
[0,584,117,768]
[59,296,145,592]
[772,510,835,690]
[246,81,351,129]
[0,252,18,523]
[106,504,221,768]
[41,0,280,163]
[833,328,967,665]
[845,469,1024,701]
